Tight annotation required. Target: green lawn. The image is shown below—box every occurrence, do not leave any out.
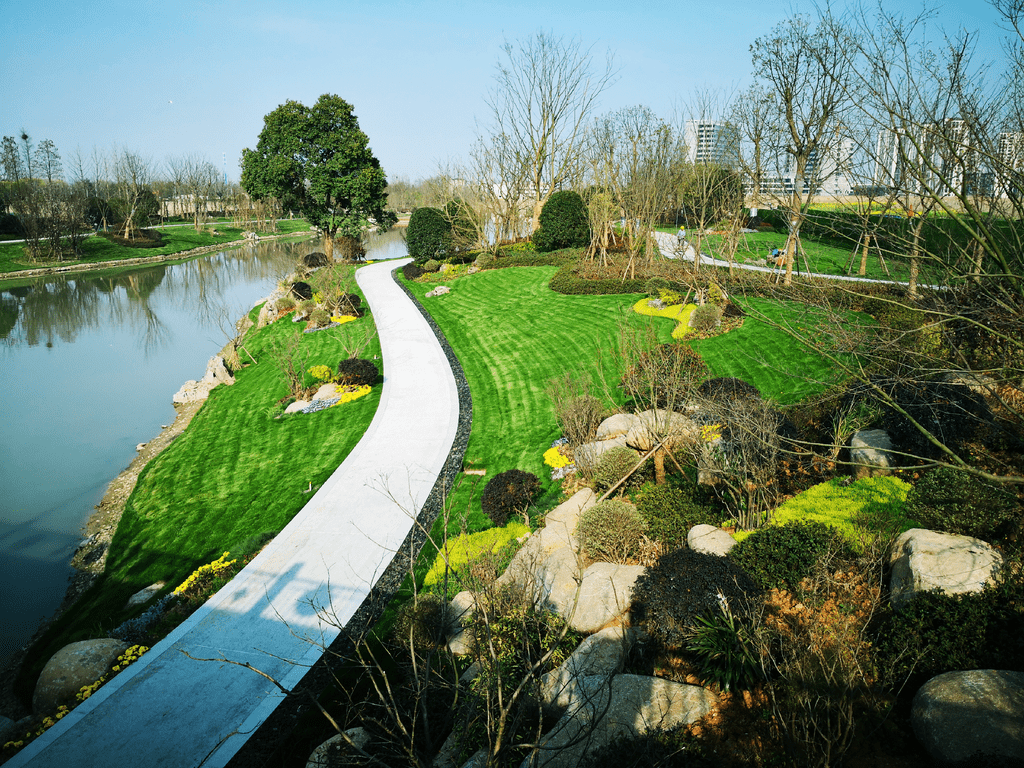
[16,268,380,700]
[0,220,313,274]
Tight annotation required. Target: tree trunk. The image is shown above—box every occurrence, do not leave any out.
[859,233,870,276]
[324,232,335,259]
[654,449,666,486]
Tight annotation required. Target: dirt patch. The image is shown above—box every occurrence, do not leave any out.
[0,400,204,720]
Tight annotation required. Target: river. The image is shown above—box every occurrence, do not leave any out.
[0,228,408,668]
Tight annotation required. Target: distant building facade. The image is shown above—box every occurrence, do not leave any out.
[684,120,740,169]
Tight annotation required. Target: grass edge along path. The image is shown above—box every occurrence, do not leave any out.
[14,269,382,705]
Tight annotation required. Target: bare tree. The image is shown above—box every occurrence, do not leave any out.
[487,32,616,233]
[166,153,219,232]
[112,149,155,240]
[750,13,858,284]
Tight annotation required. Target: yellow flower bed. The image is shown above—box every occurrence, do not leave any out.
[632,296,697,339]
[174,552,237,596]
[330,315,358,325]
[543,446,572,469]
[332,384,372,405]
[423,522,530,588]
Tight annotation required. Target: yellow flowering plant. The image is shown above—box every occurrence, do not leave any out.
[173,552,237,596]
[330,315,358,325]
[543,446,572,469]
[331,384,372,406]
[308,364,334,383]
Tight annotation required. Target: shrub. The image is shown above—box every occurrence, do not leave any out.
[308,307,330,328]
[406,206,452,264]
[632,482,718,550]
[334,292,363,317]
[644,277,671,297]
[334,235,366,261]
[872,568,1024,692]
[290,281,313,301]
[394,594,455,651]
[841,378,990,460]
[532,190,591,252]
[729,521,845,591]
[696,377,761,402]
[722,300,745,318]
[620,343,709,410]
[336,358,379,387]
[422,259,441,273]
[481,470,541,527]
[690,303,723,334]
[275,296,296,312]
[591,446,644,491]
[402,262,425,280]
[577,500,648,563]
[631,548,761,650]
[904,466,1019,540]
[423,522,529,592]
[301,251,331,268]
[686,604,761,692]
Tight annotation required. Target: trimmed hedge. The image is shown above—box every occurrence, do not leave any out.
[406,207,452,264]
[532,190,591,252]
[481,469,541,527]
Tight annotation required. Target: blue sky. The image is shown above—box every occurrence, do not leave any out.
[0,0,1009,184]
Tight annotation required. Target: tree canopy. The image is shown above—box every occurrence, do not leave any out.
[240,94,396,257]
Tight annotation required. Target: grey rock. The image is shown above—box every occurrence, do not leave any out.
[33,639,130,715]
[566,562,644,634]
[306,727,372,767]
[540,627,639,717]
[595,413,639,441]
[524,674,717,768]
[625,409,698,452]
[889,528,1003,608]
[849,429,893,479]
[574,435,628,468]
[312,383,340,401]
[912,669,1024,765]
[284,400,310,414]
[426,285,451,297]
[124,582,166,609]
[687,525,736,556]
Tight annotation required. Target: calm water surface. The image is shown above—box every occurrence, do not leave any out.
[0,229,407,667]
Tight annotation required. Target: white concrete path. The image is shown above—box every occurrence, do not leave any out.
[9,258,461,768]
[654,231,933,287]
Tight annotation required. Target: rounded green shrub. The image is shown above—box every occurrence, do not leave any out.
[631,548,761,650]
[728,521,845,591]
[481,470,541,526]
[308,307,330,328]
[422,259,441,273]
[336,358,379,387]
[592,446,644,491]
[905,466,1019,540]
[644,277,671,297]
[577,500,648,563]
[532,190,590,252]
[690,303,723,334]
[406,206,452,264]
[394,594,455,651]
[632,481,718,551]
[275,296,296,312]
[402,262,425,280]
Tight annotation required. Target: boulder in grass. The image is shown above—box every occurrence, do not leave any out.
[850,429,894,479]
[912,669,1024,766]
[687,524,736,556]
[33,639,129,715]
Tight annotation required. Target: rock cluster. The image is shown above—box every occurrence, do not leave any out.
[172,355,235,404]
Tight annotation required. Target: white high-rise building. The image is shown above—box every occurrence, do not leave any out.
[684,120,740,169]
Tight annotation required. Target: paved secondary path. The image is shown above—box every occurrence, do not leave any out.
[9,258,462,768]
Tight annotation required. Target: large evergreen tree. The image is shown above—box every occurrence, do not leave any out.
[241,94,396,257]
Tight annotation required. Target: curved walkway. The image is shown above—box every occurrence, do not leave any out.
[654,231,934,288]
[8,258,463,768]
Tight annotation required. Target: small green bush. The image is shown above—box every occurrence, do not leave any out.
[532,190,591,252]
[644,277,671,297]
[423,522,530,591]
[406,206,452,264]
[905,466,1019,540]
[729,521,845,591]
[872,568,1024,692]
[276,296,296,312]
[336,358,379,387]
[481,469,541,527]
[631,548,761,650]
[394,594,455,651]
[632,482,718,550]
[696,377,761,402]
[577,500,648,563]
[690,303,723,333]
[291,281,313,301]
[308,307,330,328]
[686,604,761,692]
[422,259,441,273]
[402,262,425,280]
[592,446,644,491]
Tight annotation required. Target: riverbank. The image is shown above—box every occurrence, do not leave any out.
[0,230,313,281]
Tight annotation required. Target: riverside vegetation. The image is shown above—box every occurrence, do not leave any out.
[6,218,1023,766]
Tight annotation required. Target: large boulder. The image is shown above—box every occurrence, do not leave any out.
[306,727,371,768]
[625,409,698,452]
[171,355,235,404]
[595,413,639,441]
[565,562,645,634]
[687,525,736,556]
[912,669,1024,765]
[524,674,717,768]
[540,626,640,717]
[889,528,1003,608]
[849,429,894,479]
[33,639,130,715]
[574,435,628,468]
